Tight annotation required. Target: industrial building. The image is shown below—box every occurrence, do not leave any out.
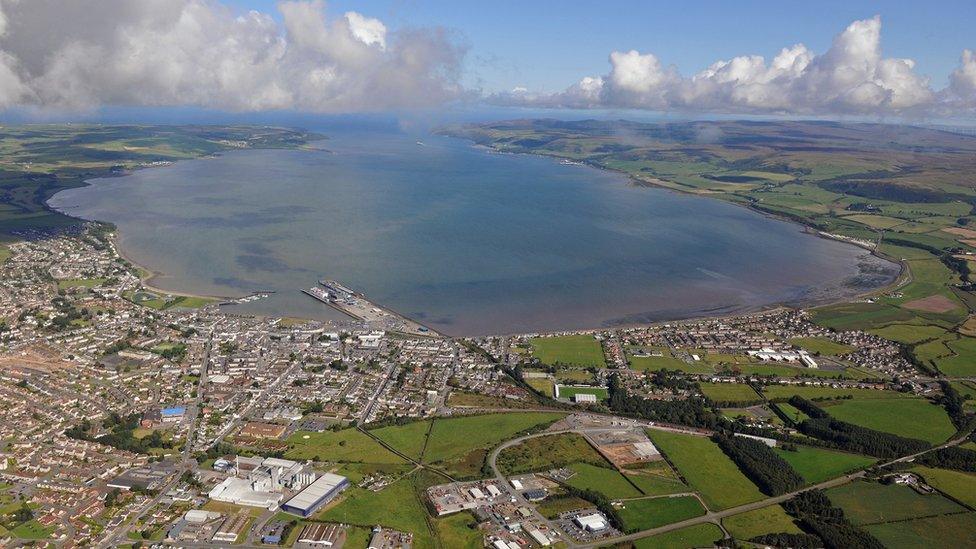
[296,522,345,546]
[208,456,316,508]
[281,473,349,517]
[574,512,608,532]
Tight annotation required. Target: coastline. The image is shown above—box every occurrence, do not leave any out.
[454,140,908,337]
[48,132,906,337]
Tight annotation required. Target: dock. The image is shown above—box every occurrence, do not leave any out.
[302,280,439,337]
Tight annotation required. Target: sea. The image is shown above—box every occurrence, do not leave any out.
[48,123,899,335]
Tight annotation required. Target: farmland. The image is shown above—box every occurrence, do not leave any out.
[0,124,319,238]
[283,429,406,463]
[865,513,976,549]
[773,446,875,484]
[564,462,643,499]
[820,398,956,443]
[632,523,724,549]
[646,430,764,510]
[912,466,976,507]
[826,481,965,525]
[496,433,606,475]
[699,382,761,404]
[722,505,801,541]
[616,496,705,532]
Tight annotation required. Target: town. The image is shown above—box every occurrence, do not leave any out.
[1,225,974,548]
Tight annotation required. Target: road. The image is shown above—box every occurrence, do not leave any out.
[99,332,214,548]
[486,421,975,549]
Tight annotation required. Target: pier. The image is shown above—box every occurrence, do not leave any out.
[302,280,439,337]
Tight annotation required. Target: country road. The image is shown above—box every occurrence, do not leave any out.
[485,421,976,549]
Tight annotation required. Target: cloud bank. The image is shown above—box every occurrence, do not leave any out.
[495,16,976,116]
[0,0,465,112]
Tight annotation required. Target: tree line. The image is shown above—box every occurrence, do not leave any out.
[781,489,885,549]
[713,433,804,496]
[789,396,930,458]
[607,374,720,429]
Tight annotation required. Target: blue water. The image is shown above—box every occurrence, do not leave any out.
[49,127,897,335]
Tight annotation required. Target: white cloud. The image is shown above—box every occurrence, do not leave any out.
[0,0,465,112]
[493,16,972,116]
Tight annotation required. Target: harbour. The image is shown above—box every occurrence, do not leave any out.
[303,279,438,337]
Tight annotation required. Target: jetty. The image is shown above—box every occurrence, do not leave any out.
[302,279,439,337]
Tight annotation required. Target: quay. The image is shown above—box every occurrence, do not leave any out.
[302,280,439,337]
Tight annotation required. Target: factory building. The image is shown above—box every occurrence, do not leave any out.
[574,512,608,532]
[281,473,349,517]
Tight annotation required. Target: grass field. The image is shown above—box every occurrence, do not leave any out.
[699,382,761,404]
[433,512,483,549]
[821,398,955,443]
[761,385,908,401]
[421,412,564,464]
[912,466,976,507]
[536,496,592,519]
[633,523,724,549]
[284,429,406,463]
[722,505,801,540]
[496,433,606,475]
[565,462,643,499]
[9,520,54,540]
[316,474,436,548]
[865,513,976,549]
[869,323,948,344]
[530,335,606,368]
[773,446,875,484]
[372,420,431,461]
[827,481,965,525]
[624,462,688,496]
[646,430,764,510]
[933,336,976,376]
[617,496,705,532]
[789,337,855,356]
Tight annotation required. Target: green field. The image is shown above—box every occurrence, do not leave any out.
[865,513,976,549]
[912,466,976,507]
[646,430,764,510]
[421,412,565,464]
[869,323,948,344]
[933,336,976,376]
[699,382,761,404]
[827,481,965,525]
[628,350,712,374]
[9,520,54,540]
[433,512,483,549]
[529,335,606,368]
[821,398,956,443]
[617,496,705,532]
[789,337,855,356]
[773,446,875,484]
[564,462,643,499]
[372,420,431,461]
[536,496,592,519]
[761,385,908,401]
[496,433,606,475]
[317,473,436,548]
[722,505,801,540]
[632,523,724,549]
[623,461,688,496]
[284,429,406,463]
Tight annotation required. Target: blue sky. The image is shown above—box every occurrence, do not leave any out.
[226,0,976,93]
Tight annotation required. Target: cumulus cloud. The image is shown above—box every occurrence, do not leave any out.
[0,0,465,112]
[495,16,974,116]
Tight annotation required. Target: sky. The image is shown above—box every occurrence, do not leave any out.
[0,0,974,119]
[227,0,976,93]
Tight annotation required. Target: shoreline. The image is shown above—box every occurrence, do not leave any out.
[48,132,906,338]
[457,142,908,336]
